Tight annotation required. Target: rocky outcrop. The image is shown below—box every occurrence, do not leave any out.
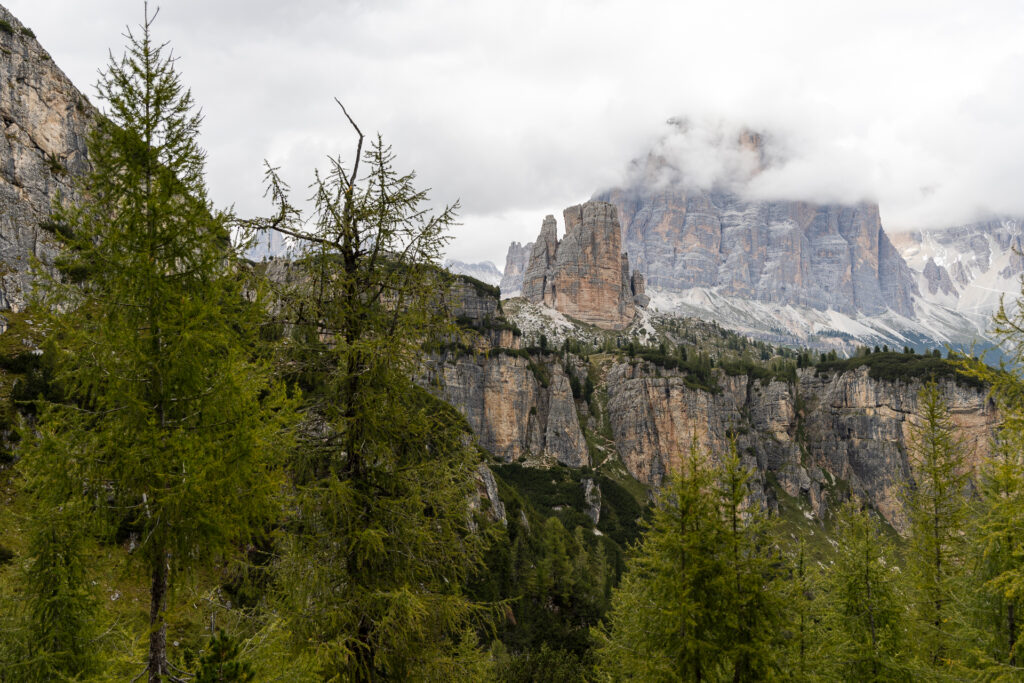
[424,350,589,468]
[630,271,648,307]
[500,241,532,298]
[582,478,601,525]
[522,216,558,303]
[521,202,645,329]
[922,257,956,297]
[604,362,995,531]
[446,277,499,322]
[473,464,507,526]
[0,7,95,310]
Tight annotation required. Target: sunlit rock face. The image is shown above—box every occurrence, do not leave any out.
[604,363,995,532]
[0,5,96,310]
[424,351,589,469]
[521,201,644,330]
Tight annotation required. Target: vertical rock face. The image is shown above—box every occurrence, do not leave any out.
[424,351,589,468]
[499,240,532,298]
[521,216,558,303]
[520,201,644,329]
[922,257,956,296]
[604,362,996,531]
[598,169,919,317]
[445,277,499,321]
[630,271,648,307]
[0,7,95,310]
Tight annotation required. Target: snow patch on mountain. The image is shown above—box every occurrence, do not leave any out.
[647,286,989,354]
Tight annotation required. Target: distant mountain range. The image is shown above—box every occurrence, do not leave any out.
[444,259,502,286]
[499,129,1020,354]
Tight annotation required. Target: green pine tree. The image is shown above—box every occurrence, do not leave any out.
[594,438,786,681]
[23,10,290,680]
[594,444,715,682]
[904,381,973,675]
[254,115,491,680]
[195,629,255,683]
[958,291,1024,674]
[818,501,909,682]
[969,425,1024,675]
[713,438,789,681]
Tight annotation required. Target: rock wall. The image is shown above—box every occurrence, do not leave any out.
[595,155,919,318]
[0,6,95,311]
[605,362,996,531]
[446,277,499,321]
[521,216,558,303]
[499,240,532,298]
[521,201,644,330]
[425,266,997,532]
[423,350,589,468]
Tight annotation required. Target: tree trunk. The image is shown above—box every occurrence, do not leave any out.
[148,550,169,682]
[1009,601,1017,667]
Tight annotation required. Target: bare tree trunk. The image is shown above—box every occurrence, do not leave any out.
[148,549,169,682]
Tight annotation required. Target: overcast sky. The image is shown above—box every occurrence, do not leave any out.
[7,0,1024,267]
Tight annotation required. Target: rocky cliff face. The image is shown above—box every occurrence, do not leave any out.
[520,201,644,330]
[0,7,95,311]
[499,241,532,298]
[427,269,997,532]
[595,154,919,318]
[424,350,589,468]
[605,362,995,531]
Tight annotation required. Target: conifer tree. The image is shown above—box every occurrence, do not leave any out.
[819,501,909,682]
[713,439,789,680]
[594,443,718,681]
[959,294,1024,673]
[783,540,820,681]
[904,381,972,674]
[25,9,289,681]
[969,426,1024,674]
[594,438,786,681]
[254,111,490,679]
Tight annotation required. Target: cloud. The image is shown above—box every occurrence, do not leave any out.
[7,0,1024,264]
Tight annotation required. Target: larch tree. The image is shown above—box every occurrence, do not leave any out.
[959,291,1024,673]
[594,438,786,682]
[594,442,718,682]
[251,109,492,680]
[713,440,788,681]
[23,9,290,681]
[969,425,1024,675]
[904,380,973,675]
[818,501,909,682]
